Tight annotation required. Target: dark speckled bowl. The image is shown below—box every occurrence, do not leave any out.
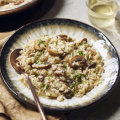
[0,19,120,111]
[0,0,40,15]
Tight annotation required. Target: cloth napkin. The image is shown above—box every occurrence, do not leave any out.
[0,32,66,120]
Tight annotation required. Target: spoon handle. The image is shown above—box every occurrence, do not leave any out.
[24,73,47,120]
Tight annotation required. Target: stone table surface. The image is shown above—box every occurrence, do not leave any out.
[41,0,120,120]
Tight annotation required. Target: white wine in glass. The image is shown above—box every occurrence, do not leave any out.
[86,0,119,28]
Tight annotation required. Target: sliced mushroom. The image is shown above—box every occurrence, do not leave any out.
[34,40,47,51]
[14,0,24,5]
[0,0,22,5]
[34,40,41,50]
[54,68,65,76]
[80,38,87,45]
[89,63,96,69]
[63,90,74,99]
[57,34,72,42]
[60,52,68,59]
[32,62,51,69]
[58,76,66,82]
[69,55,86,68]
[0,0,7,5]
[47,48,62,56]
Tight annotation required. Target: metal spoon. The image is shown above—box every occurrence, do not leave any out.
[10,49,47,120]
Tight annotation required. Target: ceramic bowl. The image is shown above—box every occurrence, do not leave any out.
[0,0,40,15]
[0,19,119,111]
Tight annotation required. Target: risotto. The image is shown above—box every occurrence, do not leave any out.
[0,0,32,9]
[16,34,104,102]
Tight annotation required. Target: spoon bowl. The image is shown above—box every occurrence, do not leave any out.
[10,49,23,74]
[10,49,47,120]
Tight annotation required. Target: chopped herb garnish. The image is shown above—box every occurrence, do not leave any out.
[38,40,48,48]
[34,51,44,58]
[35,60,44,65]
[31,70,38,77]
[80,74,85,77]
[39,40,44,44]
[34,52,40,59]
[94,71,97,74]
[44,44,47,47]
[72,53,74,56]
[39,50,45,55]
[78,79,83,84]
[54,59,59,63]
[41,83,49,90]
[44,85,49,90]
[73,73,85,80]
[54,59,57,62]
[71,83,76,88]
[73,73,81,79]
[78,51,84,56]
[40,82,45,88]
[62,64,67,69]
[44,34,48,36]
[56,41,58,45]
[34,55,38,60]
[35,60,39,64]
[39,52,42,56]
[74,70,76,73]
[36,39,43,44]
[42,49,45,53]
[44,43,48,47]
[47,73,52,77]
[87,55,89,60]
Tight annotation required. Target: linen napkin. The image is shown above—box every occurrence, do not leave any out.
[0,32,66,120]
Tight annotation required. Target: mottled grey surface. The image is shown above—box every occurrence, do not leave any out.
[41,0,120,120]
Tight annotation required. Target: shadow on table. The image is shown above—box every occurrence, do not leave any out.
[0,0,65,32]
[41,0,65,20]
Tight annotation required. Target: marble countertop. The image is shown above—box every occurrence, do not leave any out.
[41,0,120,120]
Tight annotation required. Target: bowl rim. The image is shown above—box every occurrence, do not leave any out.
[0,0,40,15]
[0,18,120,111]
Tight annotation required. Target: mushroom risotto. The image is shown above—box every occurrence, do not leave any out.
[16,34,104,102]
[0,0,31,9]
